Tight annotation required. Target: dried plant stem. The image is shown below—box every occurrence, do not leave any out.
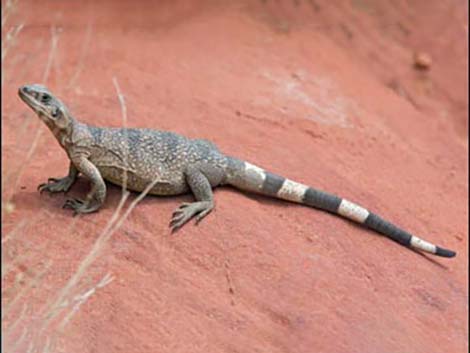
[112,76,129,195]
[2,124,43,220]
[42,25,60,84]
[67,21,93,89]
[58,273,114,330]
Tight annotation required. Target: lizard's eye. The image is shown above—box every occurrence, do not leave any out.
[42,94,51,103]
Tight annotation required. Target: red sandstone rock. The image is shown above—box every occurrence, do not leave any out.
[2,1,467,353]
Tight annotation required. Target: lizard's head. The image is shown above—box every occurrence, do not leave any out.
[18,84,72,129]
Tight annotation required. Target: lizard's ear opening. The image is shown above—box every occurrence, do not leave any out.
[51,106,60,118]
[51,106,70,129]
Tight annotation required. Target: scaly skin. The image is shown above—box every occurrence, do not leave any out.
[18,84,456,258]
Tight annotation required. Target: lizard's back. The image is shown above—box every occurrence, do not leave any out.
[86,126,227,195]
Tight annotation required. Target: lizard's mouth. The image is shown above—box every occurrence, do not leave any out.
[18,86,49,116]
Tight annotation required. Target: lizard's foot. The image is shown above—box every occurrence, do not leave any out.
[62,198,101,216]
[38,177,74,194]
[170,201,213,232]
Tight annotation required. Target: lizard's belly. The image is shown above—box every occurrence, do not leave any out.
[97,166,189,196]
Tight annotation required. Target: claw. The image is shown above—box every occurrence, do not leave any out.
[62,198,83,210]
[63,200,72,209]
[170,224,180,233]
[172,209,184,216]
[37,176,74,195]
[169,201,214,232]
[170,217,185,232]
[170,213,183,222]
[62,197,100,215]
[169,212,188,232]
[169,214,184,227]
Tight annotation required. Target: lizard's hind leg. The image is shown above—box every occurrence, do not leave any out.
[170,164,224,232]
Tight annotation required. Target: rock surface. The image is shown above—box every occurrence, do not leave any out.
[2,1,468,352]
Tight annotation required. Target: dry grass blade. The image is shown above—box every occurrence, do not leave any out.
[37,191,129,333]
[1,23,24,62]
[58,273,114,330]
[3,123,43,218]
[1,22,24,87]
[108,176,163,234]
[2,113,34,191]
[42,336,52,353]
[67,20,93,89]
[2,260,52,322]
[1,218,27,245]
[42,25,60,83]
[112,77,128,125]
[1,0,19,28]
[6,325,28,353]
[112,76,129,195]
[2,301,28,346]
[37,171,163,337]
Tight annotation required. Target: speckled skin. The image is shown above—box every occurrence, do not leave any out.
[86,127,229,195]
[18,84,234,230]
[16,84,457,257]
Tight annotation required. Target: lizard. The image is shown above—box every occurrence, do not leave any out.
[18,83,456,258]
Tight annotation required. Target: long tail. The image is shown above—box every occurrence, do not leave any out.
[225,157,456,258]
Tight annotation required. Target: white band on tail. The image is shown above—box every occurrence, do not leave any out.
[410,236,437,253]
[337,199,370,223]
[244,162,266,181]
[277,179,308,203]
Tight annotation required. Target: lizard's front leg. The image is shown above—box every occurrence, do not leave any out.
[62,157,106,215]
[38,162,79,194]
[170,164,224,232]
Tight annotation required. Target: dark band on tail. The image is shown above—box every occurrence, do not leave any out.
[303,188,342,213]
[435,247,456,258]
[363,213,456,257]
[261,173,285,196]
[364,213,411,245]
[225,158,456,258]
[280,177,455,258]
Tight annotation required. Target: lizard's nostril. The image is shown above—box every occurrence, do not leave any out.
[19,86,28,94]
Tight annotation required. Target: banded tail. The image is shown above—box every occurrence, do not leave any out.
[225,158,456,258]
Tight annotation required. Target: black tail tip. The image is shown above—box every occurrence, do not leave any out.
[435,247,457,258]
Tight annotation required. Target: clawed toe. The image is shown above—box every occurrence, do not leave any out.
[170,212,185,225]
[63,198,84,215]
[169,201,213,233]
[169,211,188,232]
[62,198,83,207]
[62,198,99,216]
[37,177,73,194]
